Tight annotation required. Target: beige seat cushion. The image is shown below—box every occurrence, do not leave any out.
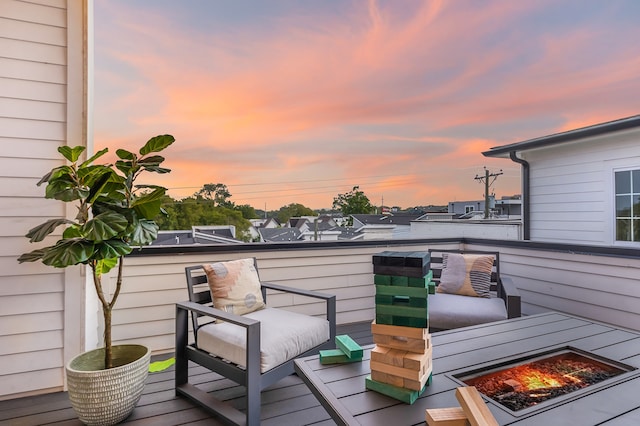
[428,292,507,329]
[197,307,330,373]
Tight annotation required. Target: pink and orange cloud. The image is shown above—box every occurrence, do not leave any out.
[93,0,640,208]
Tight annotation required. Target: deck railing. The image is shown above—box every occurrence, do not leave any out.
[115,238,640,354]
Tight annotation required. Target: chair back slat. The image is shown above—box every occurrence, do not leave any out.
[184,265,215,340]
[428,249,500,292]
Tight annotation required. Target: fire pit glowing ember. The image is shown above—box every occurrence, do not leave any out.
[457,349,630,412]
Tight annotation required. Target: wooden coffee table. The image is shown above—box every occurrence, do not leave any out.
[294,312,640,425]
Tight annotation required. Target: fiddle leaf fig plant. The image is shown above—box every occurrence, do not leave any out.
[18,134,175,368]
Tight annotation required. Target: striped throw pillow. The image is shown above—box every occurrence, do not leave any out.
[437,253,494,298]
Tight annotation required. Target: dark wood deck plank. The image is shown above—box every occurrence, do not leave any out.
[0,322,367,426]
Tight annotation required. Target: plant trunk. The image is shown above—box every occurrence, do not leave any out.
[92,262,116,369]
[103,304,113,369]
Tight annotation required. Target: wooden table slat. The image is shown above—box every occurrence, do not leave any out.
[294,312,640,426]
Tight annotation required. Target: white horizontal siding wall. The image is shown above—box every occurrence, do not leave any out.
[523,128,640,245]
[466,243,640,332]
[107,242,460,354]
[0,0,88,400]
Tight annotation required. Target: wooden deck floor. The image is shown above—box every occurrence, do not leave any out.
[0,322,373,426]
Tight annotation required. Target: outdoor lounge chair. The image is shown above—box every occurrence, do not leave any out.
[175,258,336,426]
[427,249,521,330]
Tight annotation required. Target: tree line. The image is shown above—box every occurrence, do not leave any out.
[155,184,376,242]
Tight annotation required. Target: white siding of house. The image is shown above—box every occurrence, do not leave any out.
[466,242,640,332]
[0,0,88,400]
[523,127,640,245]
[105,240,640,357]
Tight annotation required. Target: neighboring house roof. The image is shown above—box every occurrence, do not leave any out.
[153,231,196,245]
[351,214,422,226]
[288,218,308,229]
[258,228,302,242]
[151,227,242,245]
[483,114,640,158]
[195,227,234,239]
[337,227,365,240]
[261,217,281,228]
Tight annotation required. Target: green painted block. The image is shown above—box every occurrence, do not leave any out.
[391,275,409,286]
[319,349,362,364]
[375,294,394,305]
[365,375,426,404]
[392,316,429,328]
[409,297,427,308]
[375,314,394,325]
[408,276,427,288]
[376,285,428,299]
[335,335,363,359]
[374,274,392,285]
[408,270,433,287]
[376,304,428,319]
[428,282,436,295]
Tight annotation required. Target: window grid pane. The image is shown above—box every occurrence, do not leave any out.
[615,170,640,242]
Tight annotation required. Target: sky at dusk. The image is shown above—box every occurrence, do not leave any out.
[93,0,640,210]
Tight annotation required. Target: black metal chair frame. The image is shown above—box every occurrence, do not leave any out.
[175,260,336,426]
[428,249,521,320]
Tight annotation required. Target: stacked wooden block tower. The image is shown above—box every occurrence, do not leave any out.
[367,251,435,404]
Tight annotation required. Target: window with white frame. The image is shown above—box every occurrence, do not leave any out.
[465,205,474,214]
[615,169,640,242]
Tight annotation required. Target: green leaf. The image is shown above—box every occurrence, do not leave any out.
[142,166,171,174]
[37,170,53,186]
[77,165,110,184]
[116,149,136,160]
[140,134,175,156]
[45,179,90,202]
[132,188,166,219]
[115,160,136,176]
[130,219,159,246]
[95,257,119,275]
[149,357,175,373]
[17,249,47,263]
[138,155,165,166]
[63,225,83,238]
[80,148,109,168]
[81,211,129,242]
[58,146,86,162]
[85,169,116,204]
[134,184,165,190]
[94,239,132,260]
[25,218,74,243]
[41,239,94,267]
[48,166,75,182]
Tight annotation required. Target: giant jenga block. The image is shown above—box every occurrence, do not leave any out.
[455,387,499,426]
[425,407,469,426]
[370,345,433,390]
[365,375,426,404]
[319,349,362,365]
[372,251,430,277]
[371,321,431,353]
[335,334,363,359]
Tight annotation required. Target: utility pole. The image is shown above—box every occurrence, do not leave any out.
[474,167,503,219]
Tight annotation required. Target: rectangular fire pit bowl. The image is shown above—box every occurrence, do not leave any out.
[451,346,637,416]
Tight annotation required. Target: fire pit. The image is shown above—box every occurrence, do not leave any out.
[452,347,636,415]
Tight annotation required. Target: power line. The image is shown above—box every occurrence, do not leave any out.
[474,167,503,218]
[167,172,420,191]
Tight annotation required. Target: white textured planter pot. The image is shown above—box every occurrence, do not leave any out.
[66,344,150,426]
